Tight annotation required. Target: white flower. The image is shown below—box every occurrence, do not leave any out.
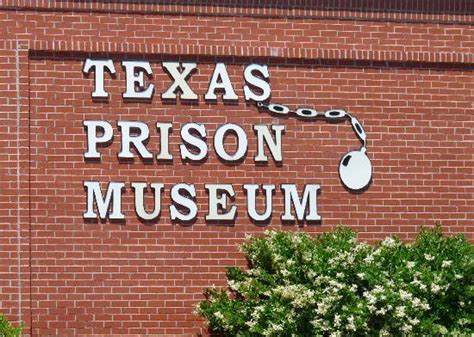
[227,280,238,291]
[455,274,463,279]
[381,237,398,248]
[310,318,323,328]
[441,260,452,268]
[376,308,387,315]
[364,254,374,263]
[363,291,377,305]
[395,306,406,318]
[347,315,356,331]
[411,278,426,290]
[399,289,413,300]
[328,279,344,290]
[401,324,413,333]
[357,273,365,279]
[379,328,390,336]
[421,302,430,310]
[346,255,355,265]
[411,278,422,287]
[412,297,421,308]
[409,318,420,326]
[438,326,448,334]
[214,311,224,320]
[407,261,415,269]
[271,323,283,331]
[302,252,312,262]
[251,305,264,320]
[291,234,302,245]
[373,285,384,294]
[424,254,435,261]
[246,320,257,328]
[431,284,441,294]
[316,302,329,315]
[334,314,341,327]
[263,323,284,336]
[458,318,469,326]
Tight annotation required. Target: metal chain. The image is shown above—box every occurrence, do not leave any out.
[256,101,368,149]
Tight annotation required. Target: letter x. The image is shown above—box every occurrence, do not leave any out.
[161,62,198,100]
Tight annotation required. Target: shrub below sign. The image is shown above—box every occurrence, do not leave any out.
[0,315,22,337]
[197,227,473,336]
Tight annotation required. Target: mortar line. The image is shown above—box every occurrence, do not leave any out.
[15,39,22,324]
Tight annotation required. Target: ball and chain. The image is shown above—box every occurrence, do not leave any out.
[256,101,372,191]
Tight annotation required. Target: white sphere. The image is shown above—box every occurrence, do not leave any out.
[339,150,372,191]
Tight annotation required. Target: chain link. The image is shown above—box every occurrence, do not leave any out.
[256,101,367,149]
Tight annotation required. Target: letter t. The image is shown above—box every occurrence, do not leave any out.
[83,58,116,99]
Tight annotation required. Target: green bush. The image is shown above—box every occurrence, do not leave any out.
[0,315,22,337]
[197,227,473,336]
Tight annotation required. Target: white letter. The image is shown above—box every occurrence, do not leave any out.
[83,120,113,159]
[170,183,197,222]
[254,124,284,162]
[205,184,237,221]
[122,61,154,99]
[161,62,198,100]
[117,121,153,159]
[82,58,116,99]
[204,63,238,101]
[243,64,271,102]
[180,123,208,161]
[244,184,274,222]
[214,123,247,162]
[131,182,164,220]
[83,181,125,219]
[156,122,173,160]
[281,184,321,221]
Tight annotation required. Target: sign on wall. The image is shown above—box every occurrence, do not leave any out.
[81,59,372,223]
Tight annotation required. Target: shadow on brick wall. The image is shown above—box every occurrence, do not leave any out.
[59,0,473,15]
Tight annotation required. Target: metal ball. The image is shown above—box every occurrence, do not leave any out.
[339,149,372,191]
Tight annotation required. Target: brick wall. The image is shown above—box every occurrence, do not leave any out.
[0,1,473,335]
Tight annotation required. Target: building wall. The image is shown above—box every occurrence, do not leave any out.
[0,1,472,335]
